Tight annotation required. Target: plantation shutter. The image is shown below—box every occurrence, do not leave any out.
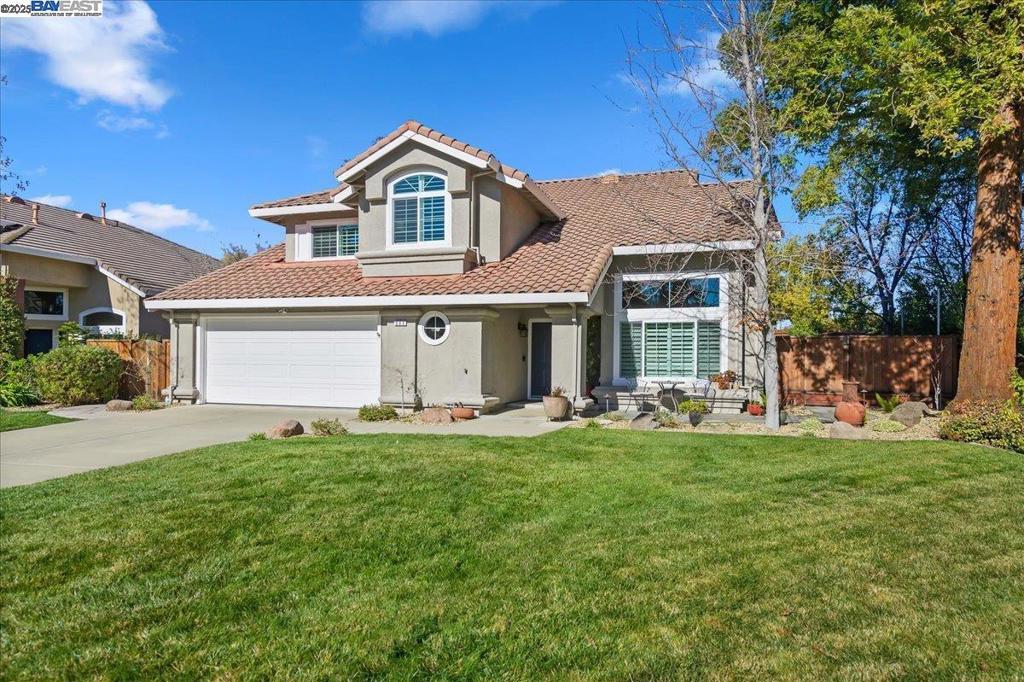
[644,323,671,376]
[670,322,695,377]
[696,321,721,378]
[619,322,642,378]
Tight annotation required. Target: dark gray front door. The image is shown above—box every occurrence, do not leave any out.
[530,322,552,398]
[24,329,54,356]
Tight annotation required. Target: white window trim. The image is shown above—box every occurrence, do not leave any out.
[385,169,452,251]
[24,286,68,321]
[294,218,359,261]
[418,310,451,346]
[78,306,127,335]
[612,272,729,386]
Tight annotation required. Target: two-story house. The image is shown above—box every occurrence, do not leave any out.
[146,121,765,412]
[1,196,221,354]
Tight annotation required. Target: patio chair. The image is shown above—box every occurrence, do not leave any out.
[623,377,654,414]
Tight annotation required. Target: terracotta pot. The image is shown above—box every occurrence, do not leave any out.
[451,406,475,420]
[834,400,866,426]
[747,403,764,416]
[542,395,571,421]
[841,380,861,403]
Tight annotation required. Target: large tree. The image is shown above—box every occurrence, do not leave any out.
[772,0,1024,401]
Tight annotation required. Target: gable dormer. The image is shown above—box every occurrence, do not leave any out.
[250,121,563,276]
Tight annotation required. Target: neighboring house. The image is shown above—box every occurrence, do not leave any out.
[0,196,221,355]
[147,121,764,411]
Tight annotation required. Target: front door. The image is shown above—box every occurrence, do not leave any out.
[24,329,54,356]
[529,321,552,399]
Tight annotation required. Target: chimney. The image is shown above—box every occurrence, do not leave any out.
[100,201,107,225]
[31,203,40,225]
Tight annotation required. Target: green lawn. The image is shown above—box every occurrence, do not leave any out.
[2,430,1022,678]
[0,408,75,432]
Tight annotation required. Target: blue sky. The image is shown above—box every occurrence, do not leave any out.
[1,0,799,257]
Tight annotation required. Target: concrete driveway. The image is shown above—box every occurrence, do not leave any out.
[0,403,567,488]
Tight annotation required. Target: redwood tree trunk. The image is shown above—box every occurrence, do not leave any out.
[955,100,1024,402]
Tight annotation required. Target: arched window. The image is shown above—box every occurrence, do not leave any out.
[388,171,448,247]
[79,307,126,334]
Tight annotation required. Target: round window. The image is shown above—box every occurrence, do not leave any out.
[418,311,450,345]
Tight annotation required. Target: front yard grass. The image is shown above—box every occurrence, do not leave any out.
[0,408,75,432]
[2,430,1022,678]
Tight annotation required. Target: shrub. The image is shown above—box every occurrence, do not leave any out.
[248,432,268,441]
[0,276,24,362]
[0,382,39,407]
[940,400,1024,454]
[677,399,709,415]
[875,393,901,413]
[584,418,603,429]
[131,394,163,411]
[57,321,87,347]
[798,418,824,435]
[653,409,680,427]
[30,345,122,405]
[870,419,907,433]
[311,417,347,436]
[358,403,398,422]
[1011,370,1024,408]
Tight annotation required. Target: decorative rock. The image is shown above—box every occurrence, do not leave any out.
[834,401,866,426]
[628,412,660,430]
[829,421,866,440]
[891,401,927,427]
[923,406,941,417]
[266,419,304,439]
[421,406,453,424]
[106,399,133,412]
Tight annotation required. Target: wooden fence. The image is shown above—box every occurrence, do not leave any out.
[777,334,960,406]
[86,339,171,400]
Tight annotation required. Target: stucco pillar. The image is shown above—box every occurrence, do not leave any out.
[379,308,420,408]
[169,312,199,403]
[545,305,587,406]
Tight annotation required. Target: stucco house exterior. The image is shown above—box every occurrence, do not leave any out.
[146,121,765,412]
[1,195,221,354]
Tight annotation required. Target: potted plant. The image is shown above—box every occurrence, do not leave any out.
[678,399,709,426]
[710,370,738,390]
[747,396,765,416]
[542,386,572,421]
[451,402,475,420]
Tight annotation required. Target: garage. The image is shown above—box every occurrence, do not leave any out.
[202,314,380,408]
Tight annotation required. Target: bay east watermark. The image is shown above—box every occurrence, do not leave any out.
[0,0,103,18]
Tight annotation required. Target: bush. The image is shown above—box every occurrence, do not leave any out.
[248,432,268,441]
[1012,370,1024,408]
[677,399,708,415]
[30,345,122,405]
[940,400,1024,454]
[653,409,680,427]
[311,417,347,436]
[0,276,24,362]
[870,419,907,433]
[0,382,39,407]
[358,403,398,422]
[875,393,901,413]
[57,321,87,347]
[584,418,603,429]
[131,394,163,411]
[798,418,824,435]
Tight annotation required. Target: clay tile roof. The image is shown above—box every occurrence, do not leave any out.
[1,195,221,295]
[151,170,752,303]
[251,187,343,210]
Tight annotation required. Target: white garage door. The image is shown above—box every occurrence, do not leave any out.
[202,315,380,408]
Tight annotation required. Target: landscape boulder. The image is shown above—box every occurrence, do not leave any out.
[629,412,659,431]
[266,419,304,439]
[829,421,866,440]
[106,399,133,412]
[891,401,927,427]
[834,401,866,426]
[421,406,453,424]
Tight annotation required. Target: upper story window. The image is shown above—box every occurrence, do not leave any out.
[389,172,448,247]
[312,224,359,258]
[621,277,719,309]
[24,289,66,318]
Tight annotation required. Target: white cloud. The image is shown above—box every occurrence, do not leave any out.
[107,202,212,232]
[661,32,734,99]
[362,0,550,37]
[1,1,171,110]
[28,194,73,208]
[598,168,622,176]
[97,110,154,132]
[305,135,328,158]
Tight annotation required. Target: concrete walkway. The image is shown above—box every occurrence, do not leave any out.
[1,403,569,488]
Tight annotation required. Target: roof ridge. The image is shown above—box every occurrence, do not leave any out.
[536,168,699,184]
